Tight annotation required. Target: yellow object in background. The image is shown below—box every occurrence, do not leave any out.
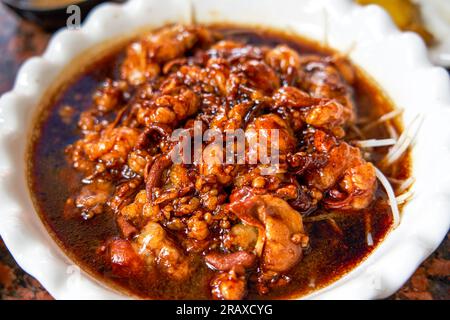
[356,0,434,45]
[29,0,85,9]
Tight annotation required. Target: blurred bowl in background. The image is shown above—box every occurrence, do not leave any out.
[1,0,110,30]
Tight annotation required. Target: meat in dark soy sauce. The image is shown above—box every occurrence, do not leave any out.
[28,25,411,299]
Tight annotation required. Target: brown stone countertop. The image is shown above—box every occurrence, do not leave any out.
[0,4,448,300]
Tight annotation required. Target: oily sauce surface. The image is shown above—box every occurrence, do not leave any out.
[28,26,410,299]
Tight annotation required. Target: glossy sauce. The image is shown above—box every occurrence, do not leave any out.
[28,26,411,299]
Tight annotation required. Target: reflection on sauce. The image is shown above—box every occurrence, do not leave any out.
[28,26,411,299]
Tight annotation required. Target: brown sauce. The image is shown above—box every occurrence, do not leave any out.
[27,25,411,299]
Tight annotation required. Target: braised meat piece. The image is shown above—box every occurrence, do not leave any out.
[228,193,308,272]
[108,239,144,278]
[211,271,247,300]
[305,129,377,210]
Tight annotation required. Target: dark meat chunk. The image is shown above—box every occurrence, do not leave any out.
[211,271,247,300]
[299,55,355,124]
[258,195,308,273]
[93,79,127,113]
[108,239,144,278]
[238,59,280,94]
[145,155,172,199]
[265,45,301,84]
[135,87,200,127]
[224,224,259,251]
[121,25,216,85]
[75,180,114,219]
[228,193,308,273]
[245,113,296,158]
[305,130,377,210]
[116,215,138,239]
[79,126,140,169]
[272,86,348,133]
[205,251,256,273]
[135,222,191,281]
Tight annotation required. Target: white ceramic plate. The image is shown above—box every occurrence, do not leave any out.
[0,0,449,300]
[415,0,450,67]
